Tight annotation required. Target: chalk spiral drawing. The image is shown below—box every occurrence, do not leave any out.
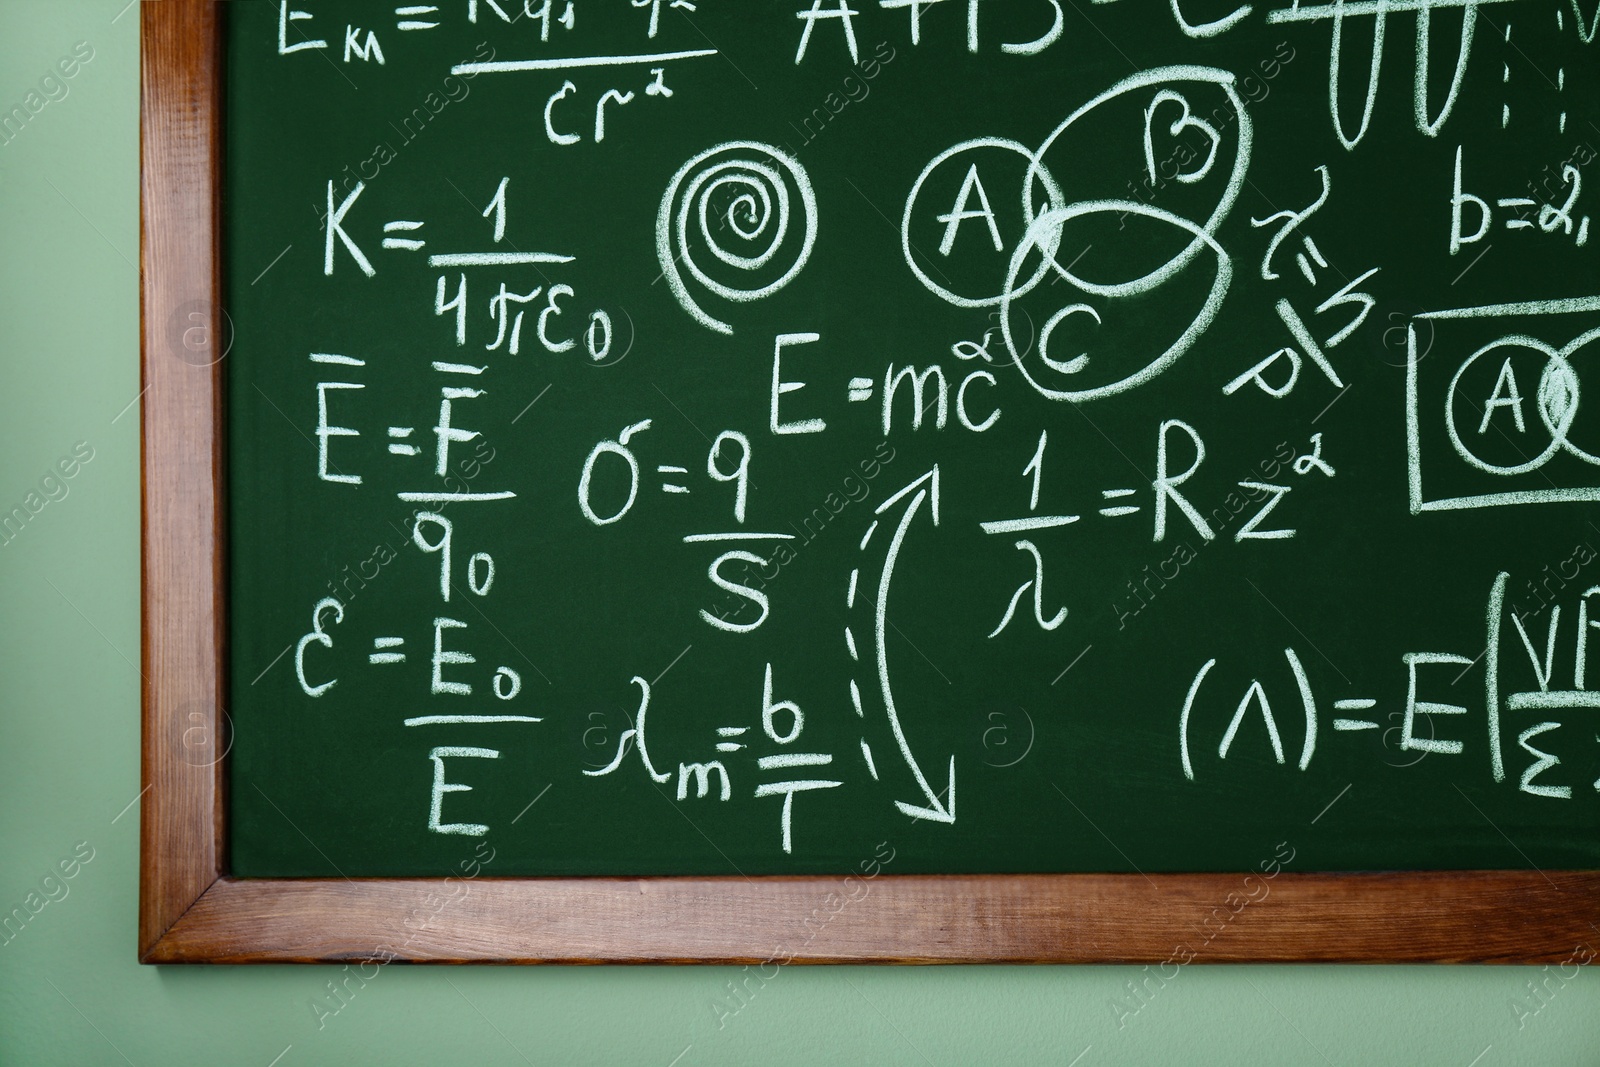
[656,141,818,335]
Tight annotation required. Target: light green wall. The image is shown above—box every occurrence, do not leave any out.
[0,3,1596,1064]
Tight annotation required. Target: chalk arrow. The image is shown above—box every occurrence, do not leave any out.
[876,465,941,527]
[871,466,955,824]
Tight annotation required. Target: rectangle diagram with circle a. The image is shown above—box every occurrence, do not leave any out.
[1407,297,1600,513]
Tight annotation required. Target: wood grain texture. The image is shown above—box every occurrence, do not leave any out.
[140,0,226,959]
[141,1,1599,965]
[142,872,1600,964]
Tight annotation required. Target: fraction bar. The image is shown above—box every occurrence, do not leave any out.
[428,252,575,267]
[397,491,516,503]
[1506,691,1600,710]
[453,49,718,75]
[980,515,1080,534]
[404,715,543,726]
[683,532,796,542]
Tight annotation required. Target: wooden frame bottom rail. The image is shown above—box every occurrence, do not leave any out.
[142,872,1600,964]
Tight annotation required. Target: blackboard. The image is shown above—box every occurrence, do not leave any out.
[141,0,1600,962]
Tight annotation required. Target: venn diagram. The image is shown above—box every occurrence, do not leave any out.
[901,66,1252,403]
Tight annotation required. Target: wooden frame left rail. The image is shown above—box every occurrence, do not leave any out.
[140,0,227,961]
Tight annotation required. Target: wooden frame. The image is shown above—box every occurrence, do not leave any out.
[140,0,1599,964]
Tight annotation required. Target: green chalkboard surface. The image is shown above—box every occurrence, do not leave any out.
[227,0,1600,878]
